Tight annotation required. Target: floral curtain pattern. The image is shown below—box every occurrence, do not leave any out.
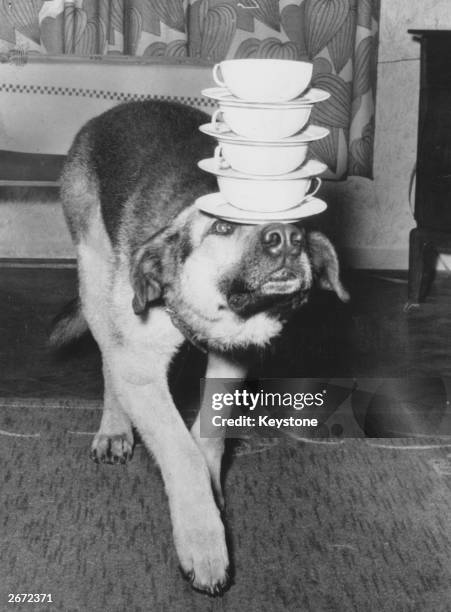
[0,0,379,178]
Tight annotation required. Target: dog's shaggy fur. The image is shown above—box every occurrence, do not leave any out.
[52,100,348,594]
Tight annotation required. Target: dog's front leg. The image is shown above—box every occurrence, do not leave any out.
[109,352,229,595]
[191,352,247,509]
[91,362,134,463]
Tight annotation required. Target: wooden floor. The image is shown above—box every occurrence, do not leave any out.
[1,266,451,400]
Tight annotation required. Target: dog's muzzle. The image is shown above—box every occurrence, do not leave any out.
[226,223,309,318]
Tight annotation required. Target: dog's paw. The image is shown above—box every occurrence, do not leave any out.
[175,520,230,595]
[90,433,134,464]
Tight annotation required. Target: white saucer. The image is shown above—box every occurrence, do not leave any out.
[199,122,329,145]
[202,87,330,107]
[195,193,327,224]
[198,158,327,180]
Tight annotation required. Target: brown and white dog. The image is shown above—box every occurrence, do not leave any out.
[52,100,348,595]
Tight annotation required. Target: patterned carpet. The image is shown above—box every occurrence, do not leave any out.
[1,399,451,612]
[1,268,451,611]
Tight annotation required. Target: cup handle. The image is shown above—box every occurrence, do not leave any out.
[211,108,225,132]
[307,177,322,198]
[214,145,230,170]
[212,63,226,87]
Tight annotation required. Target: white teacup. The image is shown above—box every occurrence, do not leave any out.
[217,175,322,212]
[211,104,312,141]
[212,59,313,103]
[214,142,309,176]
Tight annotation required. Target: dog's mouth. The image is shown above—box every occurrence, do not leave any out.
[227,268,306,318]
[260,268,301,295]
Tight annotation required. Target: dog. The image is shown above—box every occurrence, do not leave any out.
[51,99,348,595]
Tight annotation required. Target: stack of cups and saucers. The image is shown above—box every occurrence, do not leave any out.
[195,58,330,224]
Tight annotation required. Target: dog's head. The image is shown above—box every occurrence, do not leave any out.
[130,206,349,351]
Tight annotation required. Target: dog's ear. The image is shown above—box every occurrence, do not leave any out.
[130,237,165,315]
[307,231,350,302]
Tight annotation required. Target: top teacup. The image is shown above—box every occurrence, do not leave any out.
[212,59,313,103]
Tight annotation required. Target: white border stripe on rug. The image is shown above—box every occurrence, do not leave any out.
[0,397,103,410]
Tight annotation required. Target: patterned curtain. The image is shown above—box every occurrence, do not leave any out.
[0,0,379,179]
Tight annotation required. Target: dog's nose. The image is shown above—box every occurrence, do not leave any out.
[261,223,303,258]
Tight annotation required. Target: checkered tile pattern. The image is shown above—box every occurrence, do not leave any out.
[0,83,215,107]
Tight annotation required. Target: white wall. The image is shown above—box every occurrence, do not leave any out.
[0,189,69,258]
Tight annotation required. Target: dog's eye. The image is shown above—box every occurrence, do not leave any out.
[211,220,235,235]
